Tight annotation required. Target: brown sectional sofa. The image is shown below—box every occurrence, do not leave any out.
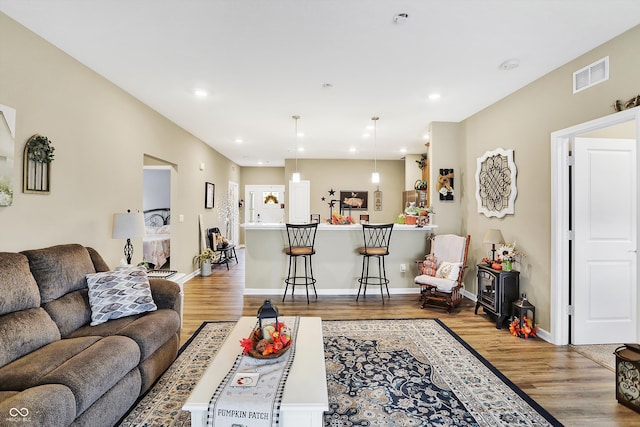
[0,244,182,426]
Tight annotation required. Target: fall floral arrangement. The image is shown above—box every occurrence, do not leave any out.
[240,322,292,358]
[509,316,537,339]
[497,242,525,262]
[328,212,356,225]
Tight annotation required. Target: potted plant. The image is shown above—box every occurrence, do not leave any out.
[193,248,216,277]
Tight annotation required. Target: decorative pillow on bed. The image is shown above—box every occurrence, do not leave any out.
[435,261,462,281]
[421,254,438,277]
[86,267,157,326]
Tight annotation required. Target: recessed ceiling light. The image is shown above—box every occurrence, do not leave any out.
[423,133,430,140]
[366,125,374,130]
[235,138,243,143]
[349,147,357,153]
[499,58,520,70]
[194,89,208,97]
[362,133,370,139]
[297,132,304,137]
[400,148,407,154]
[428,93,441,100]
[257,161,264,165]
[297,147,305,152]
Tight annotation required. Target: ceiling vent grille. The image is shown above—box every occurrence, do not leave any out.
[573,56,609,93]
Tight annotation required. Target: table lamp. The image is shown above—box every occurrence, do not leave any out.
[483,228,504,261]
[112,210,146,265]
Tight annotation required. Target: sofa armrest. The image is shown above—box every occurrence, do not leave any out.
[149,278,181,315]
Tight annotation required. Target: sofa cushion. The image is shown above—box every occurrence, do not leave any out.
[71,368,141,425]
[21,244,96,304]
[86,246,111,272]
[0,252,41,315]
[42,289,92,337]
[0,336,101,390]
[0,308,61,368]
[86,268,157,326]
[0,335,140,415]
[115,309,180,360]
[0,384,76,427]
[68,309,180,361]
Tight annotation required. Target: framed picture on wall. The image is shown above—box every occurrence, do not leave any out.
[475,148,517,218]
[339,191,368,210]
[205,182,215,209]
[374,190,382,211]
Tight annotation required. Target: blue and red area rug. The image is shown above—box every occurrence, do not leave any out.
[119,319,561,426]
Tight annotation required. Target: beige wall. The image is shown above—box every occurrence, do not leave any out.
[0,13,239,273]
[284,158,405,224]
[460,24,640,332]
[430,122,463,235]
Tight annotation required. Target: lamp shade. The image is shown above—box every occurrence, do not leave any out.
[112,212,146,239]
[483,229,504,245]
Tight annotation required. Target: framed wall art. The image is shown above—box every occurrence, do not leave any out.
[205,182,215,209]
[339,191,368,210]
[373,190,382,211]
[475,148,517,218]
[0,105,16,206]
[437,168,454,201]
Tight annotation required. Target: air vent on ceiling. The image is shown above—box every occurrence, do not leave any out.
[573,56,609,94]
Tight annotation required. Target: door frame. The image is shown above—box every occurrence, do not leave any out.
[228,180,240,246]
[550,107,640,345]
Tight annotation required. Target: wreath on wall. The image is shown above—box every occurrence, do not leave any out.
[26,135,55,163]
[264,194,279,204]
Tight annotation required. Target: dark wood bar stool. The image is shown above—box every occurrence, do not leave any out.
[357,223,394,303]
[283,223,318,303]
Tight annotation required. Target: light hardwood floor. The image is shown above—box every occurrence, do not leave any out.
[180,248,638,426]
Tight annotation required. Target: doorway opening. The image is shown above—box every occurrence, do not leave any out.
[143,156,175,270]
[550,107,640,345]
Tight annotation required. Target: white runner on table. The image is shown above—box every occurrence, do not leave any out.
[207,316,300,427]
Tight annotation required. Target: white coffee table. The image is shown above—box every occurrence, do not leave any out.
[183,316,328,427]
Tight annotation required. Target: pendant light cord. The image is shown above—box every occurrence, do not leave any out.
[372,116,379,173]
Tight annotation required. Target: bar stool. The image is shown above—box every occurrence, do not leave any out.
[283,223,318,303]
[357,223,394,303]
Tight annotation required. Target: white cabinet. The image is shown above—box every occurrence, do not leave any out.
[288,180,310,224]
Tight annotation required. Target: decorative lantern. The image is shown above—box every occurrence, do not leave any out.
[256,299,279,339]
[512,294,536,336]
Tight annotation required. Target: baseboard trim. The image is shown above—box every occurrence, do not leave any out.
[244,287,422,296]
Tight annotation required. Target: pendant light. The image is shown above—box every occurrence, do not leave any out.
[292,115,301,182]
[371,116,380,183]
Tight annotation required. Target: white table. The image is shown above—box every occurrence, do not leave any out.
[183,317,329,427]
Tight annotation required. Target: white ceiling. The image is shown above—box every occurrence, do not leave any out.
[2,1,640,166]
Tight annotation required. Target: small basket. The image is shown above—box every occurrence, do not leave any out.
[246,329,291,359]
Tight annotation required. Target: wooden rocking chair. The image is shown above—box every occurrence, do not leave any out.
[414,234,470,312]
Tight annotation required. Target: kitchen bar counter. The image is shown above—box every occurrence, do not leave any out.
[242,222,437,295]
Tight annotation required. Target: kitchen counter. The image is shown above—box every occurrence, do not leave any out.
[241,222,437,295]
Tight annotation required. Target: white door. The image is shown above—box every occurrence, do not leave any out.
[572,137,637,344]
